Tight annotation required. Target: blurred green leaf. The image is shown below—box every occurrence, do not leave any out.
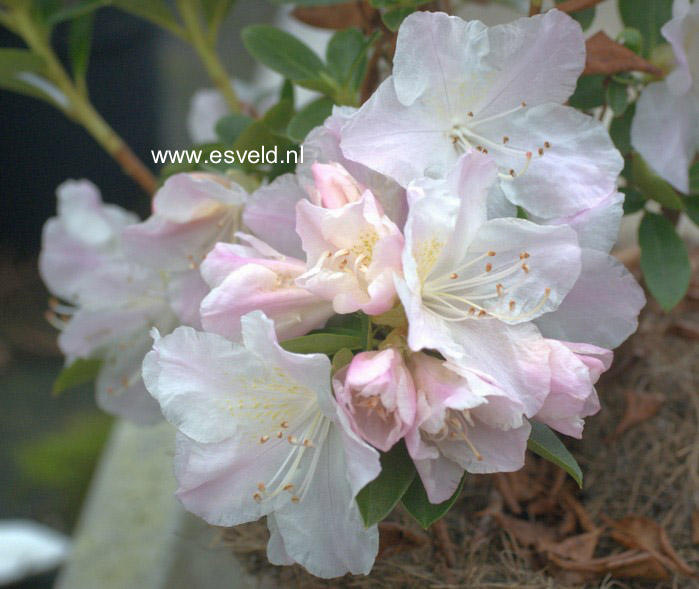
[618,0,672,57]
[68,11,94,84]
[685,196,699,226]
[215,113,254,145]
[382,6,413,31]
[52,358,102,396]
[528,421,583,487]
[556,0,595,30]
[606,80,629,116]
[621,186,646,215]
[242,24,327,83]
[16,413,112,492]
[356,442,415,527]
[267,0,349,4]
[609,102,635,154]
[280,333,362,355]
[690,162,699,195]
[568,75,605,111]
[112,0,181,32]
[331,348,354,376]
[616,27,643,55]
[632,155,684,211]
[402,473,465,529]
[200,0,236,27]
[287,96,333,143]
[639,212,691,310]
[0,49,56,104]
[45,0,109,25]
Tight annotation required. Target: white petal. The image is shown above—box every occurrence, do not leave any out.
[535,249,646,349]
[272,427,378,578]
[266,515,294,566]
[476,103,623,218]
[631,82,697,193]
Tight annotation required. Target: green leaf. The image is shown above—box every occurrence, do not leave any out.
[268,0,349,4]
[326,28,365,85]
[609,102,635,155]
[287,96,333,143]
[528,421,583,488]
[632,155,684,211]
[690,162,699,195]
[242,24,327,82]
[685,196,699,226]
[402,473,465,529]
[356,442,416,527]
[200,0,237,27]
[52,358,102,396]
[382,6,413,31]
[112,0,181,33]
[215,113,254,145]
[568,75,605,111]
[606,80,628,117]
[0,49,62,105]
[621,186,646,215]
[616,27,643,55]
[639,212,691,310]
[331,348,354,375]
[46,0,110,25]
[68,11,94,83]
[556,0,595,30]
[262,96,295,139]
[618,0,672,57]
[280,333,362,355]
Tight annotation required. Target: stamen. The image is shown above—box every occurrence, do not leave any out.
[485,263,492,272]
[521,263,529,273]
[503,136,509,144]
[253,493,262,503]
[281,421,289,428]
[291,496,300,504]
[450,272,458,279]
[544,141,551,149]
[260,435,270,443]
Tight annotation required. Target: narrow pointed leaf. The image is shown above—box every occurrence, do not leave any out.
[402,473,466,529]
[52,358,102,396]
[356,442,415,527]
[528,420,583,487]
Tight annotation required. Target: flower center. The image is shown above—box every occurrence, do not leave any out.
[425,408,483,461]
[448,101,551,181]
[252,409,331,505]
[422,249,550,322]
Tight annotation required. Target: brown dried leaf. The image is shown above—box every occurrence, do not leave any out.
[667,319,699,340]
[291,3,367,30]
[561,492,598,533]
[693,511,699,545]
[543,529,601,562]
[584,32,662,76]
[605,389,666,443]
[548,549,670,580]
[608,515,697,578]
[494,513,558,550]
[377,522,428,559]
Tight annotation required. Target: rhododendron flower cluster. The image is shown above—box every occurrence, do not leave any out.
[39,10,645,579]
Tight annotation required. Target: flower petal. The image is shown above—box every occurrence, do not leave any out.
[535,249,646,349]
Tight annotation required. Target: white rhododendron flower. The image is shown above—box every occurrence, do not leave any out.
[142,312,380,578]
[122,173,248,328]
[631,0,699,192]
[341,10,623,218]
[40,180,177,423]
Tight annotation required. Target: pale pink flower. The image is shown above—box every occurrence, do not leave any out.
[39,180,177,423]
[406,352,531,503]
[122,173,247,327]
[333,349,416,452]
[295,189,404,315]
[300,106,408,227]
[199,235,334,341]
[340,10,623,218]
[631,0,699,193]
[534,340,612,438]
[143,311,380,578]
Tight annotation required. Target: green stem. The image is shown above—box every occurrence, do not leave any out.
[10,6,156,195]
[177,0,241,113]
